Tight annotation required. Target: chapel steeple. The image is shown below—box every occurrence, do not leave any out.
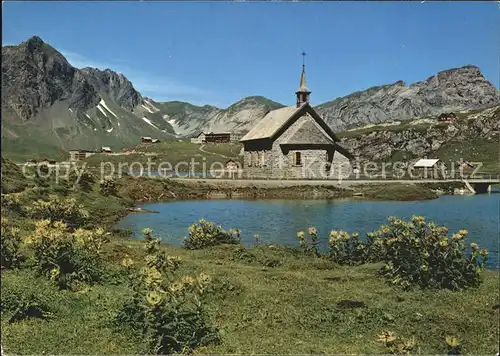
[296,51,311,107]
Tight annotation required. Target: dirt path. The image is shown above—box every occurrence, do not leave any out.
[199,144,229,159]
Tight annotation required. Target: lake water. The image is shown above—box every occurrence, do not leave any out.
[117,193,500,268]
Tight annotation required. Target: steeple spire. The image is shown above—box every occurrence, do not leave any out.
[296,51,311,107]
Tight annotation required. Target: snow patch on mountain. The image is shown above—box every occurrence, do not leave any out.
[99,99,118,118]
[141,104,155,114]
[142,117,159,130]
[97,104,108,117]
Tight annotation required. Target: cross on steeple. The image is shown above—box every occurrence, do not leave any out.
[296,51,311,107]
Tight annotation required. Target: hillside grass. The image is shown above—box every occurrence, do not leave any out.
[1,157,498,354]
[2,239,498,355]
[435,138,499,174]
[84,141,243,171]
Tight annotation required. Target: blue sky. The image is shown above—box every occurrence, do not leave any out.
[3,1,499,108]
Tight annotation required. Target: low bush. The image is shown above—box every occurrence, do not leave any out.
[377,331,420,355]
[379,216,488,290]
[68,170,95,192]
[116,229,219,354]
[184,219,240,249]
[1,217,24,269]
[1,193,24,216]
[100,178,117,196]
[25,194,89,227]
[328,230,367,265]
[296,227,320,257]
[26,220,109,290]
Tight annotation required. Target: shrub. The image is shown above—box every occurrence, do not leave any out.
[1,217,24,269]
[328,230,367,265]
[184,219,240,249]
[377,331,420,355]
[26,220,109,290]
[100,178,117,196]
[445,335,462,355]
[116,229,219,354]
[379,216,487,290]
[1,193,24,216]
[68,170,95,192]
[26,194,89,227]
[296,227,320,257]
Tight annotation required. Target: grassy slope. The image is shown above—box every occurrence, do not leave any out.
[1,157,498,354]
[2,241,498,354]
[337,110,499,174]
[84,141,243,170]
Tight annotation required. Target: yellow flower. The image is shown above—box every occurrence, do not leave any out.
[480,249,488,256]
[352,232,359,239]
[121,256,134,268]
[452,233,462,240]
[145,291,163,306]
[50,267,60,281]
[297,231,305,239]
[458,229,468,236]
[377,331,396,343]
[439,239,448,247]
[180,275,196,286]
[308,227,317,235]
[198,273,212,285]
[470,242,479,250]
[169,281,184,293]
[445,335,460,348]
[144,267,163,286]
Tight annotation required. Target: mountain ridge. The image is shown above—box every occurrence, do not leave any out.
[2,36,499,159]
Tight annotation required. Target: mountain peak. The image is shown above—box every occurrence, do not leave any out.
[22,35,45,51]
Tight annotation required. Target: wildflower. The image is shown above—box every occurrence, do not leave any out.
[169,281,184,293]
[458,229,468,236]
[180,275,196,286]
[198,273,211,284]
[144,267,163,286]
[480,249,488,256]
[377,331,396,343]
[167,256,181,267]
[121,256,134,268]
[412,215,425,223]
[308,227,317,235]
[145,291,163,306]
[445,335,460,348]
[439,239,448,247]
[420,264,428,272]
[297,231,305,239]
[49,267,60,281]
[352,232,359,239]
[470,242,479,250]
[452,233,463,240]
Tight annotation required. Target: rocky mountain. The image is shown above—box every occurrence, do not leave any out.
[2,36,498,161]
[158,96,283,136]
[339,105,500,168]
[156,65,499,137]
[317,65,500,131]
[1,36,176,159]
